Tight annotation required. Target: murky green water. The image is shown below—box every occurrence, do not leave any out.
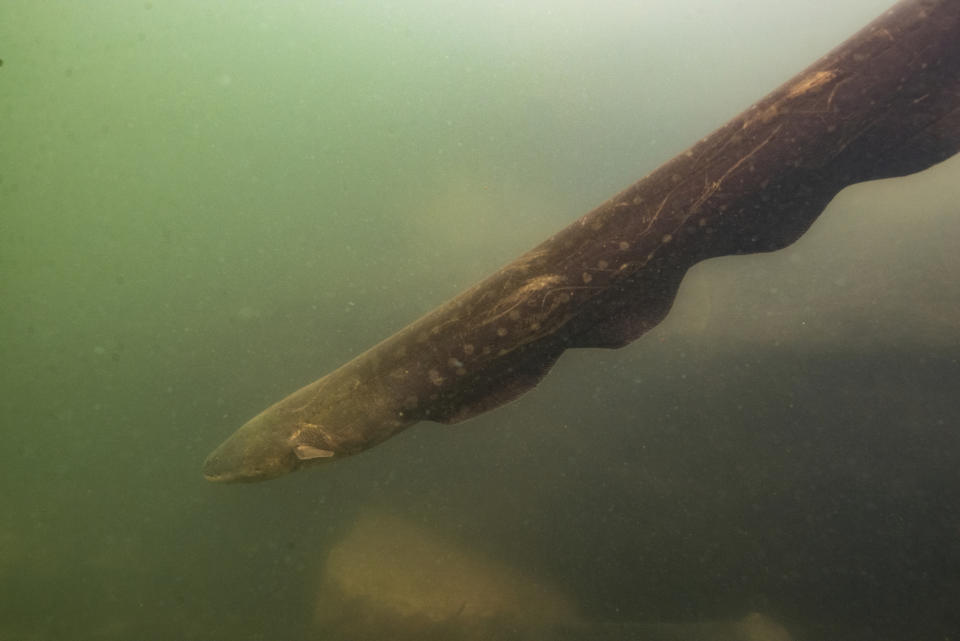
[2,1,958,640]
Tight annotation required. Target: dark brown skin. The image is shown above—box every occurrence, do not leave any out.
[203,0,960,483]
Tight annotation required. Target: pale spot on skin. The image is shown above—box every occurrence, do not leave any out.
[496,327,508,337]
[448,357,464,368]
[662,233,673,243]
[784,69,838,100]
[508,310,521,321]
[582,272,593,284]
[619,241,630,250]
[463,344,475,356]
[428,369,444,386]
[597,260,609,269]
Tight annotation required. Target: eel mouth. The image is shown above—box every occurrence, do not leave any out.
[201,421,300,483]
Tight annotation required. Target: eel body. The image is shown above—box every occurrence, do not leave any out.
[204,0,960,482]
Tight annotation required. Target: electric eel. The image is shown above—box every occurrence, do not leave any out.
[203,0,960,483]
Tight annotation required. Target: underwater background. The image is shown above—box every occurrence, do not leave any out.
[2,1,959,639]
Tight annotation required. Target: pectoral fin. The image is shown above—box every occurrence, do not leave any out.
[295,444,336,460]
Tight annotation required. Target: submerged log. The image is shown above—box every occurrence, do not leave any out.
[203,0,960,483]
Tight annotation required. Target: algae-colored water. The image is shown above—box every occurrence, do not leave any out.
[2,2,958,640]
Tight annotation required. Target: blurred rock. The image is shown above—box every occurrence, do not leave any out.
[315,510,581,636]
[313,510,792,641]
